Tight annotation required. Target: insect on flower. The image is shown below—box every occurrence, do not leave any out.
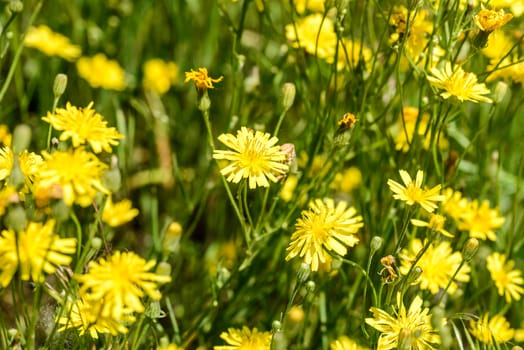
[379,255,398,284]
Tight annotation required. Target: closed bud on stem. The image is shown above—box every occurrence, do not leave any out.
[297,262,311,283]
[406,266,423,285]
[91,237,103,250]
[53,74,68,98]
[271,329,287,350]
[511,346,523,350]
[370,236,383,255]
[5,205,26,231]
[156,261,172,277]
[305,280,315,292]
[281,83,296,111]
[8,0,23,13]
[493,81,508,103]
[462,238,479,262]
[102,156,122,192]
[7,155,25,190]
[12,124,31,154]
[198,92,211,112]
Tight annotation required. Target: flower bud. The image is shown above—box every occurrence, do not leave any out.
[8,0,23,13]
[297,262,311,283]
[91,237,103,250]
[198,93,211,112]
[5,205,26,231]
[281,83,296,111]
[305,280,316,292]
[156,261,172,277]
[7,155,25,190]
[53,74,68,99]
[12,124,31,154]
[462,238,479,262]
[370,236,383,255]
[406,266,423,285]
[271,329,288,350]
[493,81,508,103]
[102,156,122,192]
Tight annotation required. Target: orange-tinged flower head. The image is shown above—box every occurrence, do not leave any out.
[184,67,223,90]
[475,9,513,32]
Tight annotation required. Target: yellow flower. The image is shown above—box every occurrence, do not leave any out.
[294,0,326,14]
[77,54,127,90]
[0,146,43,192]
[212,127,289,189]
[469,313,515,344]
[57,296,134,338]
[399,239,470,295]
[285,14,337,62]
[214,326,271,350]
[457,199,505,241]
[0,125,11,146]
[35,148,109,207]
[330,335,369,350]
[75,251,171,321]
[24,25,81,61]
[184,67,223,90]
[286,198,363,271]
[0,186,17,217]
[488,0,524,17]
[441,188,469,222]
[280,174,298,202]
[331,166,362,193]
[0,220,76,287]
[393,107,448,153]
[102,196,139,227]
[475,9,513,32]
[411,213,454,237]
[42,102,124,153]
[157,345,185,350]
[487,55,524,84]
[486,252,524,302]
[482,30,514,60]
[143,59,179,95]
[365,293,441,350]
[387,169,445,213]
[427,62,492,103]
[335,39,373,71]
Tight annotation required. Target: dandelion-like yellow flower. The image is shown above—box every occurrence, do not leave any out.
[57,296,134,338]
[427,62,492,103]
[331,166,362,193]
[75,251,171,321]
[102,196,139,227]
[470,313,515,344]
[0,146,43,191]
[399,239,470,295]
[212,127,289,189]
[457,199,505,241]
[42,102,124,153]
[24,25,81,61]
[286,198,363,271]
[0,220,76,287]
[475,9,513,32]
[489,0,524,17]
[330,335,369,350]
[294,0,326,14]
[387,169,445,213]
[393,107,448,153]
[365,293,441,350]
[486,252,524,302]
[0,125,11,146]
[411,213,454,237]
[441,188,469,222]
[214,326,271,350]
[143,59,179,95]
[77,53,127,91]
[0,186,17,217]
[285,14,337,62]
[35,148,109,207]
[184,67,223,90]
[487,55,524,84]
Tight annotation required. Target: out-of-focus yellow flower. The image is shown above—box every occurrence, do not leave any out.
[486,252,524,302]
[24,25,81,61]
[470,313,515,344]
[57,296,134,338]
[214,326,271,350]
[330,335,369,350]
[442,188,469,223]
[482,30,514,59]
[212,127,289,189]
[427,62,492,103]
[0,125,11,147]
[0,146,43,192]
[286,198,363,271]
[35,148,109,207]
[75,251,171,321]
[457,199,505,241]
[102,196,139,227]
[42,102,124,153]
[77,54,127,91]
[0,220,76,287]
[285,14,337,62]
[294,0,326,14]
[143,59,179,95]
[475,9,513,32]
[331,167,362,193]
[0,186,17,217]
[184,67,223,90]
[486,0,524,17]
[335,39,373,71]
[411,213,454,237]
[281,174,298,202]
[487,55,524,83]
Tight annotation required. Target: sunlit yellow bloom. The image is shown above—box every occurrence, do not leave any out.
[393,107,448,153]
[441,188,469,222]
[330,335,369,350]
[486,252,524,302]
[469,313,515,344]
[213,127,289,189]
[75,251,171,321]
[102,196,139,227]
[281,175,298,202]
[399,239,470,295]
[294,0,326,14]
[331,166,362,193]
[335,39,373,71]
[365,293,440,350]
[482,30,514,60]
[36,148,109,207]
[184,67,223,90]
[77,54,127,90]
[214,326,271,350]
[457,199,505,241]
[157,344,185,350]
[427,62,492,103]
[0,146,43,192]
[488,0,524,17]
[0,125,11,146]
[42,102,124,153]
[0,220,76,287]
[24,25,81,61]
[286,198,363,271]
[285,14,337,62]
[487,55,524,84]
[387,169,445,213]
[475,9,513,32]
[143,59,179,95]
[0,186,17,217]
[411,213,454,237]
[57,296,134,338]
